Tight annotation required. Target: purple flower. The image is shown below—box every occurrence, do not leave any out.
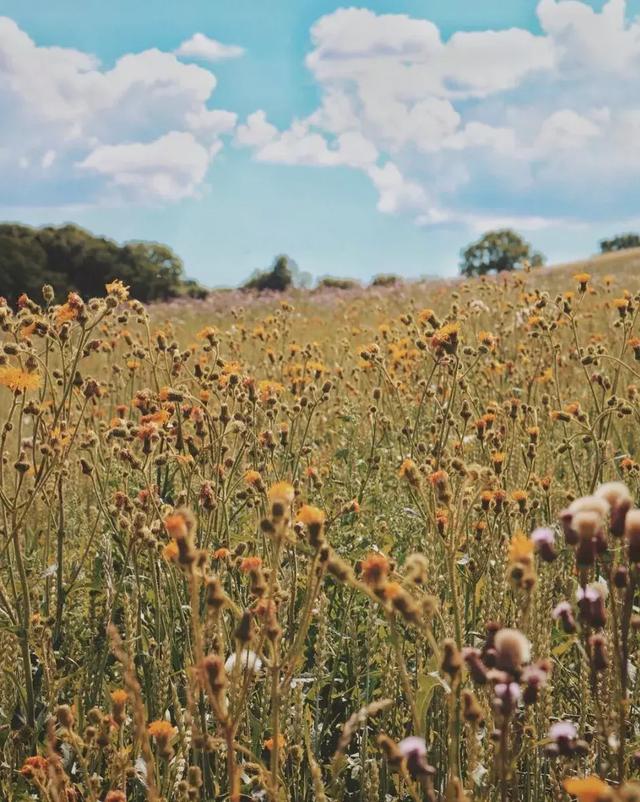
[552,601,572,619]
[498,682,520,700]
[397,736,434,779]
[549,721,577,741]
[398,736,427,759]
[576,585,601,603]
[531,527,554,545]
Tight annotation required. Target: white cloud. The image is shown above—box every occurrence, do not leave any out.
[367,162,428,215]
[41,150,56,169]
[235,114,378,168]
[0,17,239,205]
[535,109,600,154]
[237,0,640,229]
[235,110,279,148]
[79,132,210,200]
[175,33,244,62]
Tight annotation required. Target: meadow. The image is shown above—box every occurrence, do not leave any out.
[2,253,640,802]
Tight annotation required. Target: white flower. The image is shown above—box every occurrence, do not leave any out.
[225,649,263,675]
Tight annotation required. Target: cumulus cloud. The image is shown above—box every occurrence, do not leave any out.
[78,132,211,200]
[237,0,640,228]
[175,33,244,62]
[0,16,238,205]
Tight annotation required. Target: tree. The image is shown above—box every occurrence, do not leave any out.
[243,255,294,292]
[600,233,640,253]
[460,229,545,278]
[0,223,197,305]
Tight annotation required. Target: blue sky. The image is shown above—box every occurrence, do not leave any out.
[2,0,640,285]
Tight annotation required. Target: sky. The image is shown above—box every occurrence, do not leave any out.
[2,0,640,286]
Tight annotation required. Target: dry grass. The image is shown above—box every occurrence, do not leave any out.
[1,261,640,801]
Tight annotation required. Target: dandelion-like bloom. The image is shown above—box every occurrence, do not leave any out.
[494,628,531,673]
[162,541,179,562]
[360,553,390,586]
[240,556,262,573]
[105,279,129,302]
[148,720,176,739]
[264,734,286,751]
[508,532,534,566]
[297,504,325,526]
[164,511,189,539]
[573,272,591,292]
[563,775,610,802]
[297,504,326,547]
[431,322,460,353]
[398,458,420,487]
[244,469,263,488]
[267,481,294,518]
[20,755,48,779]
[0,366,41,392]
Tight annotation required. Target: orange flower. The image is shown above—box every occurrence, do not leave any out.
[164,511,190,539]
[573,272,591,291]
[382,581,403,600]
[431,322,460,351]
[508,532,534,566]
[297,505,325,527]
[361,553,390,586]
[105,279,129,301]
[264,734,286,751]
[563,776,610,802]
[244,470,263,487]
[162,541,179,562]
[240,556,262,573]
[148,720,176,740]
[0,366,41,392]
[267,481,294,507]
[213,547,231,560]
[20,755,48,778]
[399,458,420,486]
[428,469,448,487]
[110,689,128,706]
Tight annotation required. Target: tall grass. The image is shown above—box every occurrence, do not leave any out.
[1,267,640,801]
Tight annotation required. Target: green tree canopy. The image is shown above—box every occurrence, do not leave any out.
[243,255,295,292]
[600,233,640,253]
[0,223,198,305]
[460,229,545,277]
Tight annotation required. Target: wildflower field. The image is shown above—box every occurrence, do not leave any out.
[3,257,640,802]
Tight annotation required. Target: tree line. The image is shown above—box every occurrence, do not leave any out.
[0,223,206,306]
[1,222,639,305]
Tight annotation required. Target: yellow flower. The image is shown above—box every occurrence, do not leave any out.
[257,379,284,402]
[267,481,294,507]
[0,366,41,392]
[162,541,179,562]
[105,279,129,302]
[244,470,263,487]
[508,532,534,566]
[297,505,325,527]
[110,689,128,706]
[264,734,286,751]
[563,776,610,802]
[148,720,176,740]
